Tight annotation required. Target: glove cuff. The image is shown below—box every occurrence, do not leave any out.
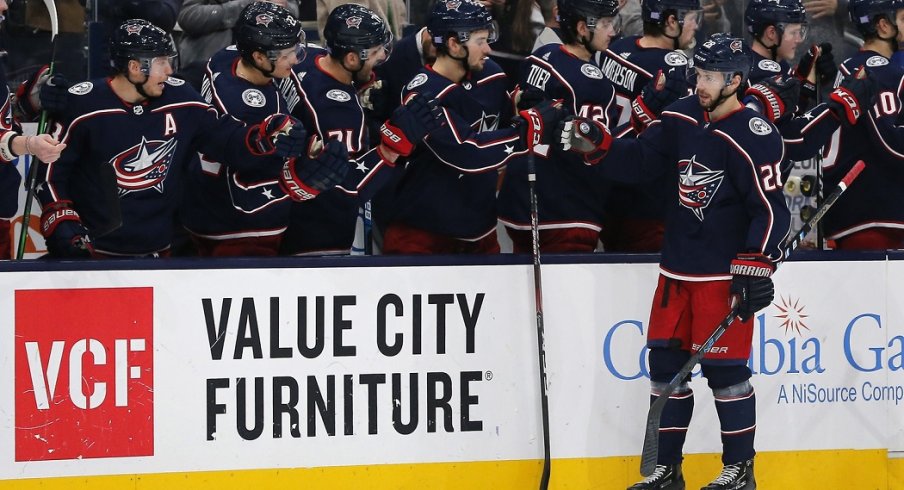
[246,123,275,156]
[829,86,861,126]
[40,200,82,238]
[730,253,775,278]
[746,84,785,123]
[279,158,321,202]
[380,122,415,157]
[630,96,656,133]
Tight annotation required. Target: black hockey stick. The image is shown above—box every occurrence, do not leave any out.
[527,150,551,490]
[639,159,866,476]
[16,0,59,259]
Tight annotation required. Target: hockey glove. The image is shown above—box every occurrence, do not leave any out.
[14,65,66,120]
[827,68,875,126]
[512,86,547,111]
[729,253,775,322]
[745,74,800,123]
[631,68,690,132]
[279,138,350,202]
[515,99,568,157]
[248,114,305,157]
[358,74,389,118]
[40,200,94,258]
[558,116,612,165]
[380,93,443,157]
[795,43,837,84]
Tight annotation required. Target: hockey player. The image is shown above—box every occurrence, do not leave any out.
[560,34,791,489]
[381,0,566,254]
[780,0,904,250]
[37,19,328,258]
[745,0,808,83]
[594,0,700,252]
[279,4,440,255]
[179,2,337,256]
[497,0,622,253]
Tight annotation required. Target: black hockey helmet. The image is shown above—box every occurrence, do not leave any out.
[641,0,702,25]
[235,1,305,61]
[745,0,807,38]
[557,0,621,27]
[692,33,752,85]
[110,19,177,74]
[848,0,904,36]
[426,0,498,47]
[323,4,392,62]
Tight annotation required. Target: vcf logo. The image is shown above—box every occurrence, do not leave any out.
[677,155,724,221]
[15,288,154,461]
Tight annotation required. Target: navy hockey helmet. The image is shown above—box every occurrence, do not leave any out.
[558,0,621,24]
[235,1,305,61]
[323,4,392,61]
[641,0,702,25]
[745,0,807,38]
[110,19,177,74]
[848,0,904,36]
[427,0,498,47]
[692,33,753,85]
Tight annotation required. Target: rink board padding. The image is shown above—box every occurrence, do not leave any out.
[0,253,901,489]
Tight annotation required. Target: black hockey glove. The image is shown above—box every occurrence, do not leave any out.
[558,116,612,165]
[380,93,443,157]
[248,114,306,157]
[631,68,690,132]
[513,86,547,111]
[358,74,390,119]
[827,68,875,126]
[40,75,71,116]
[280,139,350,202]
[729,253,775,321]
[514,99,568,156]
[40,200,94,258]
[795,43,837,85]
[745,74,800,123]
[14,65,66,120]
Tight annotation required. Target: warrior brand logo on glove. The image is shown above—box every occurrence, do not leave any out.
[729,263,773,277]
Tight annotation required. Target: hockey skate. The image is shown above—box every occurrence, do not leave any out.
[700,458,755,490]
[627,464,685,490]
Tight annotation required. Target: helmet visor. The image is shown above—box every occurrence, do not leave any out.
[146,54,178,76]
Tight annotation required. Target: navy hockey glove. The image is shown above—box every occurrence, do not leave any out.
[827,68,875,126]
[729,253,775,321]
[795,43,837,85]
[380,93,443,157]
[515,99,568,157]
[745,74,800,123]
[248,114,305,157]
[40,200,94,258]
[558,116,612,165]
[40,75,71,116]
[631,68,690,132]
[280,139,350,202]
[513,86,547,111]
[14,65,69,120]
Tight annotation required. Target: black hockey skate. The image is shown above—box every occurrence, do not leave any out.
[701,459,755,490]
[627,464,685,490]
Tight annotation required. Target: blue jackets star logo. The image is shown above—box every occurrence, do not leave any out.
[678,155,724,221]
[111,136,178,195]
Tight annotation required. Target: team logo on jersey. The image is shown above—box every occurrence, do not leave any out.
[165,77,185,86]
[665,51,687,67]
[256,13,273,27]
[476,110,499,132]
[729,40,743,53]
[749,117,773,135]
[68,81,93,95]
[326,89,351,102]
[346,16,363,29]
[110,136,178,195]
[758,59,781,72]
[242,88,267,107]
[866,56,889,67]
[581,63,604,79]
[445,0,462,11]
[407,73,428,90]
[677,155,724,221]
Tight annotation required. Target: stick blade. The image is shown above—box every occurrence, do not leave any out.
[639,404,664,476]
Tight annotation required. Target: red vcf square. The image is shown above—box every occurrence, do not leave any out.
[15,287,154,461]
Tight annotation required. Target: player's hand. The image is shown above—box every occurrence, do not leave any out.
[358,73,389,117]
[631,68,689,132]
[248,114,305,157]
[795,43,837,83]
[827,67,875,126]
[557,116,612,165]
[25,134,67,163]
[380,93,443,157]
[729,253,775,321]
[40,200,94,258]
[512,86,547,111]
[515,99,568,157]
[745,74,801,123]
[279,138,349,201]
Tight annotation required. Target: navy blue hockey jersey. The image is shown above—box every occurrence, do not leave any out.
[0,64,22,219]
[595,97,791,277]
[39,77,264,255]
[748,51,791,85]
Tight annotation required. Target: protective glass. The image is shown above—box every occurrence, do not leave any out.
[780,23,808,42]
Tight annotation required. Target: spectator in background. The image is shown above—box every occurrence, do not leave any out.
[0,0,86,85]
[618,0,643,37]
[317,0,407,41]
[803,0,858,67]
[532,0,562,49]
[178,0,299,89]
[489,0,544,85]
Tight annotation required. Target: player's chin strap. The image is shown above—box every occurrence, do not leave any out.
[448,44,472,79]
[755,33,781,62]
[704,80,740,113]
[659,18,682,50]
[131,69,153,100]
[251,56,277,78]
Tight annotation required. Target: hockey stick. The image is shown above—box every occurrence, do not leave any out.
[527,150,551,490]
[16,0,59,259]
[639,159,866,476]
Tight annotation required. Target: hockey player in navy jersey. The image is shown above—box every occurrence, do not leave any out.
[594,0,700,252]
[779,0,904,250]
[180,2,337,256]
[381,0,566,254]
[277,4,440,255]
[37,19,329,258]
[744,0,808,83]
[560,34,791,489]
[497,0,622,253]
